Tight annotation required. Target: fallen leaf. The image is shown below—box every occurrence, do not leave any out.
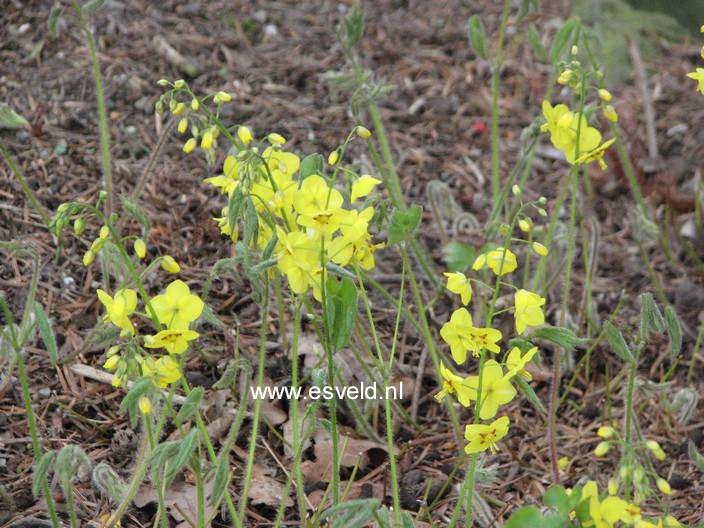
[134,476,217,527]
[249,464,293,507]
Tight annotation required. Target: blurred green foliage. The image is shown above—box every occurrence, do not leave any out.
[575,0,684,86]
[627,0,704,36]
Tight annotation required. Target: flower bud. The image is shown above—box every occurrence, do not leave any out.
[161,255,180,273]
[511,184,521,196]
[571,45,579,56]
[608,478,619,495]
[178,118,188,134]
[201,130,213,150]
[355,126,371,139]
[471,254,486,270]
[595,70,604,81]
[238,126,252,145]
[134,238,147,259]
[598,426,616,438]
[99,225,109,240]
[138,396,151,415]
[106,345,120,358]
[499,223,510,236]
[518,219,532,232]
[103,355,120,370]
[91,238,104,252]
[633,467,644,484]
[328,149,339,166]
[183,138,197,153]
[99,190,108,200]
[603,105,618,122]
[268,133,286,145]
[656,478,671,495]
[537,208,547,217]
[557,457,569,470]
[174,79,185,88]
[157,79,170,86]
[594,441,610,457]
[215,91,232,103]
[532,242,549,256]
[73,217,85,236]
[598,88,612,102]
[538,196,547,205]
[83,249,95,266]
[646,440,666,460]
[172,102,186,115]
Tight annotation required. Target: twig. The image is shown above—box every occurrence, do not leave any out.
[627,36,658,161]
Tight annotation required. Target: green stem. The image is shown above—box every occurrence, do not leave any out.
[239,291,269,523]
[491,0,512,212]
[290,301,308,523]
[146,416,170,528]
[0,142,51,227]
[623,343,641,502]
[71,0,112,221]
[195,442,205,528]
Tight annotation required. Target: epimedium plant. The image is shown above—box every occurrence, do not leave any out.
[1,1,701,528]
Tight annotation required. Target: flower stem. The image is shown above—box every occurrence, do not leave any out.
[290,301,308,523]
[0,142,51,227]
[491,0,512,212]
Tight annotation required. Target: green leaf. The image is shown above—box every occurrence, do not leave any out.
[201,303,226,329]
[688,440,704,472]
[261,229,278,260]
[517,0,531,22]
[176,387,203,422]
[515,376,546,414]
[505,505,544,528]
[442,241,474,272]
[401,510,414,528]
[468,15,489,60]
[300,153,323,181]
[551,17,579,61]
[209,459,231,505]
[639,292,664,339]
[227,187,245,236]
[527,25,548,61]
[82,0,106,13]
[324,262,357,280]
[48,5,64,37]
[32,451,55,498]
[164,429,199,487]
[0,103,30,130]
[149,441,180,477]
[542,485,568,512]
[250,257,278,274]
[529,326,587,353]
[603,321,636,366]
[33,302,57,366]
[665,306,682,360]
[119,195,151,230]
[387,205,422,245]
[325,277,358,351]
[119,376,154,427]
[243,199,259,246]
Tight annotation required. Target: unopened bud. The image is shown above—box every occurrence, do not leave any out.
[173,79,185,88]
[268,133,286,145]
[99,225,109,240]
[134,238,147,259]
[238,126,252,145]
[511,184,521,196]
[83,249,95,266]
[178,118,188,134]
[161,255,180,273]
[656,478,671,495]
[594,442,610,457]
[355,126,371,139]
[328,149,339,166]
[73,217,85,236]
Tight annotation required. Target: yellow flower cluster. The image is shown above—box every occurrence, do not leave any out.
[541,101,615,170]
[438,244,547,455]
[203,132,384,298]
[99,277,204,389]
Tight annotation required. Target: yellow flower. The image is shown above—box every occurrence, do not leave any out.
[473,249,517,276]
[262,146,300,176]
[238,125,252,145]
[444,272,472,305]
[145,329,200,354]
[350,175,381,202]
[328,208,374,266]
[541,101,571,135]
[440,308,502,364]
[597,88,612,101]
[558,456,569,470]
[292,175,347,235]
[434,363,474,406]
[514,289,546,334]
[275,227,319,294]
[575,138,616,170]
[97,288,138,335]
[214,91,232,103]
[201,129,213,150]
[161,255,180,273]
[142,356,181,388]
[267,133,286,145]
[464,360,516,420]
[686,68,704,94]
[505,346,537,381]
[464,416,510,454]
[150,280,204,330]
